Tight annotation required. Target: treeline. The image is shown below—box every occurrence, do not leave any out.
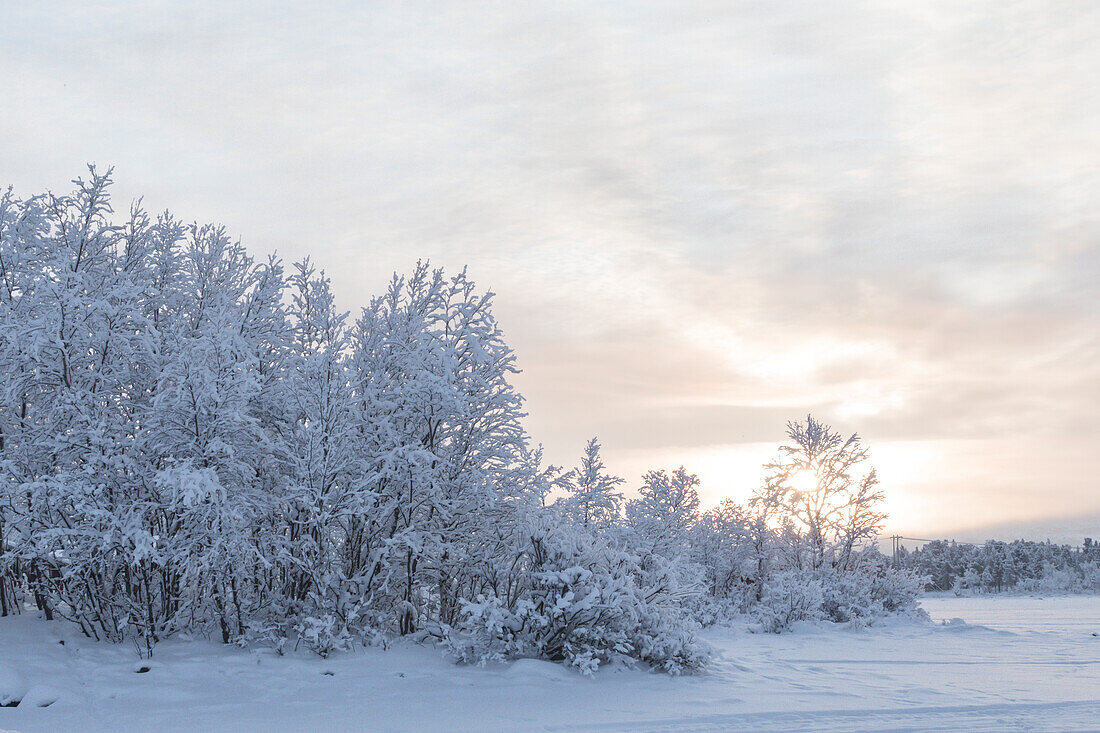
[898,539,1100,594]
[0,169,921,672]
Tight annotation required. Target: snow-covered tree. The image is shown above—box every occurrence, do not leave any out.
[558,437,624,530]
[147,223,286,644]
[348,264,530,635]
[626,467,701,560]
[752,415,885,571]
[690,500,758,613]
[265,259,365,650]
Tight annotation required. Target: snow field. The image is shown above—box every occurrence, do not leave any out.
[1,595,1097,732]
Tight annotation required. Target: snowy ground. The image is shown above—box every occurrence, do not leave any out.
[1,596,1098,732]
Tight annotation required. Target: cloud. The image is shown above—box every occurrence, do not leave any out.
[0,1,1097,535]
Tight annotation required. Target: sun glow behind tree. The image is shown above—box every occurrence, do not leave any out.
[789,469,820,498]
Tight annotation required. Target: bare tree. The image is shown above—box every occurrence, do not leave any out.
[751,415,885,571]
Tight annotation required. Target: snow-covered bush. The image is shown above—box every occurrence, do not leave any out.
[818,569,876,625]
[818,560,925,626]
[681,592,744,628]
[755,570,823,633]
[688,500,764,622]
[294,614,353,658]
[864,564,926,616]
[447,516,709,675]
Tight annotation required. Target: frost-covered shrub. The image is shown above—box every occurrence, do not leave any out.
[447,518,708,675]
[687,500,765,624]
[818,564,925,626]
[628,591,710,674]
[752,557,925,632]
[445,594,525,667]
[294,614,353,658]
[683,593,745,628]
[866,565,926,616]
[755,570,823,633]
[819,569,876,624]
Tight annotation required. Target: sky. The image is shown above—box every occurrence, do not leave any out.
[1,1,1097,540]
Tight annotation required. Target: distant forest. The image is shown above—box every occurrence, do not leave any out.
[897,538,1100,594]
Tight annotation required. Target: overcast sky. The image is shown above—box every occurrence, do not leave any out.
[2,1,1097,539]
